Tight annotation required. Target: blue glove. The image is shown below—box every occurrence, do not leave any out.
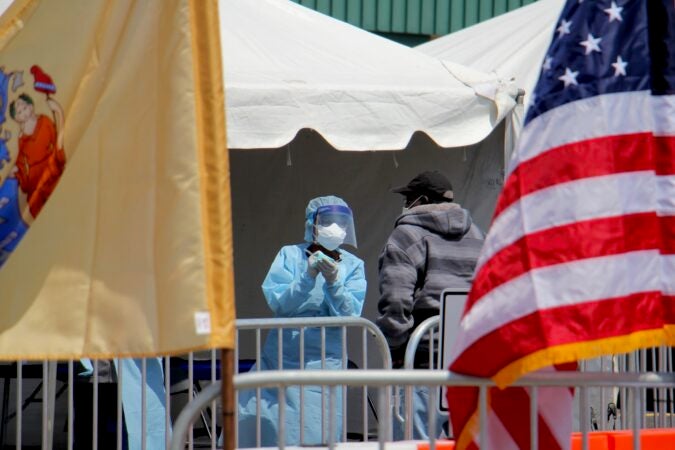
[308,250,332,277]
[306,252,320,278]
[316,257,339,284]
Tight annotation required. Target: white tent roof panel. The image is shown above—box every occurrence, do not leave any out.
[220,0,508,150]
[416,0,564,108]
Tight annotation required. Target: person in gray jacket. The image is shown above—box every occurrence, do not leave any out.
[376,170,484,439]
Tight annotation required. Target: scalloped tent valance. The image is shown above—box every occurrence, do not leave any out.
[220,0,516,150]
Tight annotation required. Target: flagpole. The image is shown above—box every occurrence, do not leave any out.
[221,348,235,450]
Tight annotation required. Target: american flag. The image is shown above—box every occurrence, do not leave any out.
[447,1,674,449]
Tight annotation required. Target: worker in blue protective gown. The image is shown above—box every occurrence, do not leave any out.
[237,195,367,447]
[78,358,167,450]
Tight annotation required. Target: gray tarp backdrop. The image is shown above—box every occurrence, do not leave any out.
[230,123,505,327]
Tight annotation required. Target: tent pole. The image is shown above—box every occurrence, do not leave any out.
[221,348,235,450]
[504,88,525,175]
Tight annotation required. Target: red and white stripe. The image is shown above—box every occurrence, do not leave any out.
[448,89,675,450]
[453,90,675,372]
[450,367,575,450]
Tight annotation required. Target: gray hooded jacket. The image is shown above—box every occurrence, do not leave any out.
[376,202,484,356]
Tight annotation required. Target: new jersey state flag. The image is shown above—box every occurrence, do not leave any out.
[0,0,235,359]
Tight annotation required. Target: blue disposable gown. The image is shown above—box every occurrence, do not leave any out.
[237,243,366,446]
[80,358,168,450]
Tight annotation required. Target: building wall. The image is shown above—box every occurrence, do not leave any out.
[292,0,540,45]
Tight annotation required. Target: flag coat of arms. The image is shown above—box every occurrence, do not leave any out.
[447,1,674,449]
[0,0,234,358]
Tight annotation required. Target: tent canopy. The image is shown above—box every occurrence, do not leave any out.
[220,0,515,150]
[416,0,564,107]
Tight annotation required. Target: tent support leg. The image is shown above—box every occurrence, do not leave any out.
[222,348,235,450]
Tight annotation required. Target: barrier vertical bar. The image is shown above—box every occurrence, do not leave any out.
[405,382,413,440]
[642,347,661,428]
[342,326,347,442]
[222,349,235,450]
[142,358,147,450]
[68,361,74,450]
[211,349,216,450]
[300,327,305,445]
[321,326,326,444]
[617,353,630,430]
[640,350,646,429]
[628,352,637,429]
[429,328,435,368]
[16,362,22,450]
[378,386,386,450]
[277,328,283,370]
[611,354,620,430]
[428,382,438,450]
[256,329,261,447]
[580,387,589,450]
[279,385,286,450]
[659,347,664,428]
[41,361,48,450]
[393,383,401,436]
[235,330,240,448]
[93,362,99,450]
[600,356,607,430]
[529,386,538,450]
[165,356,171,450]
[632,387,640,450]
[361,328,368,442]
[117,359,123,450]
[479,385,488,450]
[279,328,285,447]
[386,386,393,441]
[189,353,194,450]
[667,346,674,428]
[329,386,337,450]
[47,361,57,450]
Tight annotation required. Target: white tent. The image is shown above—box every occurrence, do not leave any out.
[416,0,564,107]
[221,0,516,150]
[219,0,517,323]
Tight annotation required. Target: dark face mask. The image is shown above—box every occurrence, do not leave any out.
[403,194,427,211]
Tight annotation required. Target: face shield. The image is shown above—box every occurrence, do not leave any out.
[313,204,357,249]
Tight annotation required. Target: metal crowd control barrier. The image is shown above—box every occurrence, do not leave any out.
[578,347,675,431]
[170,369,675,450]
[401,316,442,441]
[1,314,672,449]
[234,316,393,447]
[0,316,391,450]
[0,356,182,450]
[402,315,675,439]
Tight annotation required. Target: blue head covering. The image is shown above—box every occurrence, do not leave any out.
[303,195,349,242]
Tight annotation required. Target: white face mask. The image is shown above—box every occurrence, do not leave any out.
[315,223,347,250]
